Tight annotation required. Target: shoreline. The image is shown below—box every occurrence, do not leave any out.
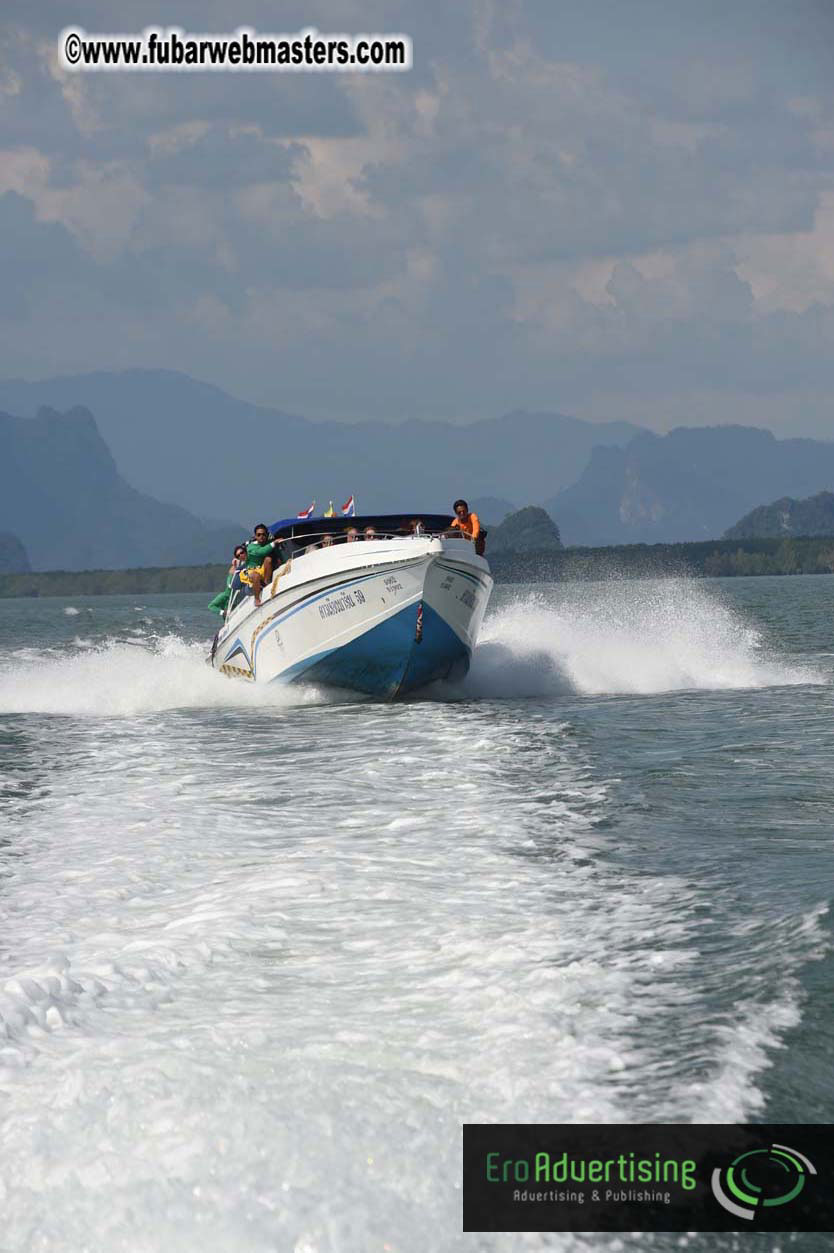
[2,535,834,598]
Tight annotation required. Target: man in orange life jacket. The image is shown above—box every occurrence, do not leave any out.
[450,499,484,553]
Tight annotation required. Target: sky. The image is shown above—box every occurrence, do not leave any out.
[2,1,834,436]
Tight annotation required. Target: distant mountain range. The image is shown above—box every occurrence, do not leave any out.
[0,371,641,524]
[3,370,834,568]
[548,426,834,545]
[0,407,241,571]
[725,490,834,539]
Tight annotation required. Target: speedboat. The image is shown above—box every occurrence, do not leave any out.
[210,514,493,698]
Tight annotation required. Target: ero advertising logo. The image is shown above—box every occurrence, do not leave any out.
[711,1142,817,1221]
[463,1124,833,1233]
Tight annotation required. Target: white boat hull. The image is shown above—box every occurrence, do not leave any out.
[211,536,492,698]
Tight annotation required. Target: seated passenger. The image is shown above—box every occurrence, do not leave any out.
[308,532,333,551]
[345,527,359,542]
[363,526,376,541]
[238,523,283,608]
[408,519,424,537]
[208,544,247,616]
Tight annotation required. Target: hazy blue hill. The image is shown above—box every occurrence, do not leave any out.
[0,372,642,523]
[0,406,242,571]
[0,532,30,573]
[470,495,517,524]
[724,490,834,539]
[547,425,834,545]
[487,506,562,553]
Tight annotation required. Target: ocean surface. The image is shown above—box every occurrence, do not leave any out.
[0,575,832,1253]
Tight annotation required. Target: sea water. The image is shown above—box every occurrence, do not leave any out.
[0,576,831,1253]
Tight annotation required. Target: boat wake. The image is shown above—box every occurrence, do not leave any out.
[0,579,821,718]
[0,634,326,718]
[0,584,829,1251]
[461,581,822,699]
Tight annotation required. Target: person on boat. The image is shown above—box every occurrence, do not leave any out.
[363,526,376,541]
[408,519,424,537]
[450,499,486,554]
[450,500,480,541]
[208,544,248,616]
[345,527,359,542]
[235,523,283,608]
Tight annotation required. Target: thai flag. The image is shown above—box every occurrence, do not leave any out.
[297,501,316,519]
[341,495,355,517]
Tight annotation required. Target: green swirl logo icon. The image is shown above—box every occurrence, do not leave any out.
[711,1143,816,1221]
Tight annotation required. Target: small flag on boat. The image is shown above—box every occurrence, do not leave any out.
[296,500,316,519]
[341,495,356,517]
[324,501,335,517]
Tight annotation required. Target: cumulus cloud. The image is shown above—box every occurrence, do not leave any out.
[1,0,834,433]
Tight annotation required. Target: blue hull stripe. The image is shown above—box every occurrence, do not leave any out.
[250,570,385,671]
[223,639,251,666]
[276,601,469,698]
[221,569,390,669]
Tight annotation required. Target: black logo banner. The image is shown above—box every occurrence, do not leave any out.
[463,1124,834,1232]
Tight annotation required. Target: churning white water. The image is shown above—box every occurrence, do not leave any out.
[0,580,817,719]
[465,582,818,699]
[0,580,830,1252]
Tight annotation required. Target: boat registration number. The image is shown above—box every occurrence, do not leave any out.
[319,590,364,619]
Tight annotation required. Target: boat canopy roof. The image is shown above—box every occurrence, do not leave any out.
[270,513,454,540]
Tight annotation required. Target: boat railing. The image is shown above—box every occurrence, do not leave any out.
[284,525,457,552]
[221,528,467,622]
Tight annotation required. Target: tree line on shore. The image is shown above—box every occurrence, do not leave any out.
[488,536,834,582]
[2,536,834,598]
